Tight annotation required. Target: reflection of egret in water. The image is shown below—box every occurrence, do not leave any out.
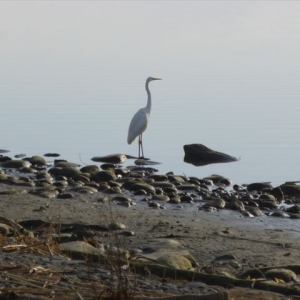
[127,77,161,158]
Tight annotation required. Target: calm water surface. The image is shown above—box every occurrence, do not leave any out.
[2,74,300,187]
[1,2,300,187]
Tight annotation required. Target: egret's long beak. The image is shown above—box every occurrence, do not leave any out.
[154,78,162,80]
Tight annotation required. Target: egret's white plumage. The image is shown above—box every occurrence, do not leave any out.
[127,77,161,158]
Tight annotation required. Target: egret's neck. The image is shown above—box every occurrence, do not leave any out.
[145,81,151,113]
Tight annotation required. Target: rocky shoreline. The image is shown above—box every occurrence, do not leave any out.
[0,152,300,299]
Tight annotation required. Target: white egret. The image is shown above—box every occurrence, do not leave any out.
[127,77,161,158]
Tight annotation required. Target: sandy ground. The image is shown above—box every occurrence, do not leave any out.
[0,183,300,299]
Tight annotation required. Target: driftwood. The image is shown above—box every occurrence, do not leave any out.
[238,264,300,279]
[130,262,300,297]
[134,292,229,300]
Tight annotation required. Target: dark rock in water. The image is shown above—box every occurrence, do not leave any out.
[14,154,27,158]
[0,160,31,169]
[44,153,60,157]
[284,205,300,213]
[183,144,239,166]
[0,149,9,154]
[280,183,300,198]
[247,182,273,193]
[134,159,161,166]
[269,211,289,218]
[264,187,284,202]
[91,154,127,164]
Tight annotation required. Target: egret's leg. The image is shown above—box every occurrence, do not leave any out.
[140,134,144,158]
[138,135,141,158]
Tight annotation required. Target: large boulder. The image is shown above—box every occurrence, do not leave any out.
[183,144,239,166]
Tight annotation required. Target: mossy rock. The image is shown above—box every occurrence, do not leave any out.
[0,160,31,169]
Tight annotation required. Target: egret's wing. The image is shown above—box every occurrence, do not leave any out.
[127,108,149,144]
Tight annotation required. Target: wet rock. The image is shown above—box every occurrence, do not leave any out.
[259,194,276,202]
[176,184,199,191]
[180,195,194,203]
[80,165,100,176]
[14,154,26,158]
[169,197,181,204]
[240,210,254,217]
[284,205,300,213]
[151,195,170,202]
[130,182,155,193]
[29,156,47,166]
[149,174,168,181]
[0,149,9,153]
[55,161,80,168]
[168,175,187,183]
[48,167,81,178]
[247,182,273,193]
[70,186,98,194]
[58,193,74,199]
[264,268,298,282]
[280,183,300,198]
[247,207,265,216]
[151,181,176,189]
[148,202,161,209]
[202,198,226,209]
[39,190,59,199]
[0,160,31,169]
[112,194,132,203]
[184,144,239,166]
[233,184,246,192]
[44,153,60,157]
[91,153,127,164]
[260,201,279,210]
[267,187,284,202]
[53,180,68,189]
[20,167,36,173]
[103,186,122,194]
[92,170,117,182]
[0,156,11,163]
[134,159,161,166]
[228,198,245,211]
